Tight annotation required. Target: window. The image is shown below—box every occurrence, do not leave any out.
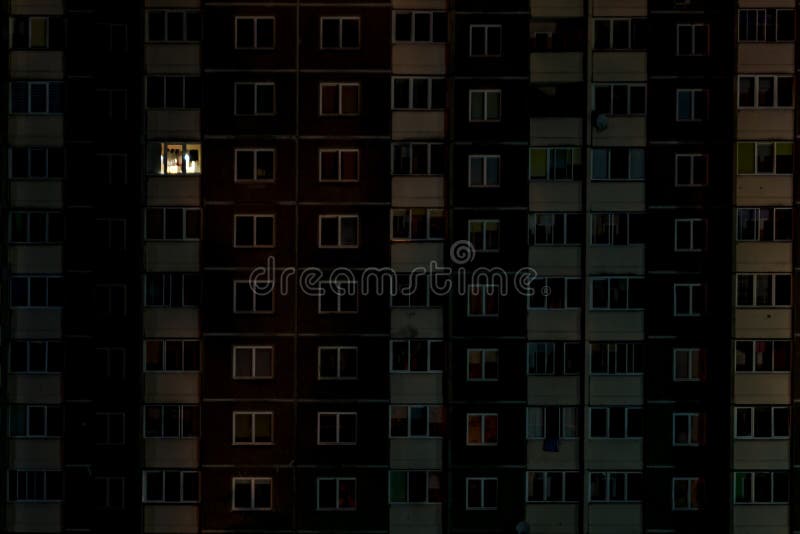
[528,277,582,310]
[466,413,498,445]
[736,273,791,307]
[391,209,445,241]
[319,149,358,182]
[146,76,201,109]
[526,472,581,503]
[674,283,704,317]
[589,472,642,502]
[392,77,445,110]
[674,413,703,446]
[468,219,499,251]
[393,11,447,43]
[9,405,62,437]
[99,22,128,52]
[233,412,273,444]
[319,280,358,313]
[673,477,701,510]
[590,213,645,245]
[146,208,201,240]
[320,83,359,115]
[10,16,64,49]
[95,412,125,445]
[145,273,200,308]
[147,142,202,175]
[235,17,275,49]
[526,406,578,439]
[233,478,272,510]
[528,213,583,245]
[317,412,357,445]
[233,279,273,313]
[528,342,582,376]
[675,154,708,186]
[143,471,200,503]
[232,149,275,182]
[321,17,359,49]
[235,82,275,115]
[589,407,643,438]
[9,340,63,374]
[146,10,201,42]
[738,76,793,108]
[94,91,123,119]
[95,476,125,509]
[9,212,63,244]
[317,478,356,510]
[390,339,444,373]
[529,147,583,181]
[234,214,275,248]
[10,81,63,114]
[466,478,497,510]
[389,471,442,503]
[145,339,200,372]
[391,274,443,309]
[95,347,126,380]
[737,208,792,241]
[318,346,357,379]
[735,406,790,438]
[96,153,127,185]
[594,19,646,49]
[8,471,62,502]
[734,472,789,504]
[677,24,709,56]
[390,405,444,437]
[735,340,790,372]
[9,147,64,179]
[737,142,793,175]
[467,349,498,381]
[95,284,127,317]
[469,90,501,122]
[144,405,199,438]
[739,9,794,42]
[590,343,642,375]
[470,24,502,56]
[590,277,644,310]
[593,84,646,115]
[467,284,499,316]
[468,155,500,187]
[676,89,707,121]
[392,143,444,175]
[675,219,705,251]
[233,346,274,379]
[319,215,358,247]
[9,276,63,308]
[591,148,645,181]
[673,348,705,381]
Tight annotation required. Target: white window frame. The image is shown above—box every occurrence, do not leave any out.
[142,470,200,503]
[468,219,500,252]
[465,477,497,510]
[466,348,498,382]
[672,477,701,511]
[674,153,708,187]
[673,348,703,382]
[676,88,706,121]
[465,413,498,446]
[234,148,275,182]
[232,411,274,445]
[316,412,357,445]
[319,82,360,116]
[529,147,582,181]
[389,405,443,438]
[467,283,499,317]
[232,477,273,510]
[232,345,274,379]
[320,16,360,50]
[318,280,358,314]
[234,82,276,116]
[736,273,791,307]
[233,214,276,248]
[233,279,274,314]
[734,406,790,439]
[592,83,647,115]
[317,346,358,380]
[389,339,443,373]
[673,283,703,317]
[234,16,276,50]
[318,214,359,248]
[468,154,501,187]
[319,148,359,182]
[737,75,794,109]
[316,477,356,510]
[674,218,704,251]
[468,89,501,122]
[676,23,708,56]
[673,412,701,446]
[469,24,502,57]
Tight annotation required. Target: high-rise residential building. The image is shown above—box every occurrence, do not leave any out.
[2,0,797,533]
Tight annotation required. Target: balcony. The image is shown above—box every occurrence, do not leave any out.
[144,373,200,404]
[530,0,582,17]
[7,374,62,404]
[527,438,579,469]
[733,504,789,534]
[733,439,789,469]
[587,503,641,534]
[392,43,446,75]
[525,503,579,534]
[11,309,61,338]
[143,308,199,338]
[587,246,645,275]
[9,180,62,209]
[145,242,200,272]
[528,310,581,340]
[592,0,647,17]
[147,110,201,139]
[529,246,581,276]
[145,44,200,74]
[9,245,62,274]
[391,374,443,404]
[391,243,444,271]
[143,504,199,533]
[392,176,444,207]
[392,111,445,140]
[391,308,443,338]
[736,175,792,206]
[531,52,583,83]
[529,181,582,211]
[390,504,441,534]
[738,43,794,73]
[586,311,644,340]
[737,109,793,140]
[390,439,442,469]
[592,51,646,82]
[6,503,62,533]
[588,180,645,211]
[9,438,61,468]
[527,375,580,405]
[530,118,583,145]
[144,439,199,468]
[591,117,646,147]
[9,50,63,79]
[585,438,642,470]
[734,373,790,405]
[589,375,643,405]
[736,243,791,272]
[734,308,791,338]
[8,115,63,145]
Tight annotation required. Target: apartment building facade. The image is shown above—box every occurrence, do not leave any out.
[2,0,798,533]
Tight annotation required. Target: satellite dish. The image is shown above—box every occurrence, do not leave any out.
[594,113,609,131]
[516,521,530,534]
